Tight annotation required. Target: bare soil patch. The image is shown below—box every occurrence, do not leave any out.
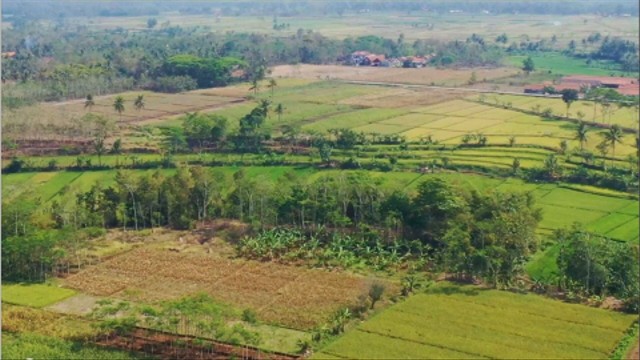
[46,294,103,316]
[96,328,299,360]
[629,343,640,360]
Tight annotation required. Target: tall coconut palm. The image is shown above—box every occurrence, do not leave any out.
[575,121,589,151]
[113,96,125,122]
[134,94,145,112]
[601,125,624,159]
[275,103,285,122]
[249,78,260,95]
[84,94,95,111]
[267,78,277,98]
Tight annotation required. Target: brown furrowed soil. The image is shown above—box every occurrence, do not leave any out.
[96,328,299,360]
[64,247,395,329]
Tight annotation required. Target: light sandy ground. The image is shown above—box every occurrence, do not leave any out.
[271,64,519,86]
[46,294,102,316]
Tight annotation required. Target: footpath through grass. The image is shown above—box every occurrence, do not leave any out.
[316,283,637,359]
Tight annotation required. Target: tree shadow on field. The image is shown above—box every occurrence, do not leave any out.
[426,283,490,297]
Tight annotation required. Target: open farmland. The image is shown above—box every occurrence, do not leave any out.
[66,13,640,45]
[271,64,518,86]
[315,283,637,359]
[476,94,640,129]
[2,90,247,146]
[507,54,635,77]
[63,247,393,330]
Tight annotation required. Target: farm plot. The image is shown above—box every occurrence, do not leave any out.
[3,90,247,144]
[378,113,444,127]
[340,88,463,108]
[605,219,640,242]
[2,284,77,308]
[63,247,392,330]
[481,94,639,129]
[304,108,409,133]
[317,283,636,359]
[271,64,518,86]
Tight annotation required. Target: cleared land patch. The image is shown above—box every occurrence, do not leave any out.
[63,247,391,329]
[317,283,636,359]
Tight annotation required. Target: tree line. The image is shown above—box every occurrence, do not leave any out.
[4,165,637,310]
[2,21,507,106]
[3,169,540,287]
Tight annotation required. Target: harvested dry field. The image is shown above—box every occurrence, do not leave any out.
[64,247,392,329]
[271,64,518,86]
[339,87,464,108]
[3,91,246,141]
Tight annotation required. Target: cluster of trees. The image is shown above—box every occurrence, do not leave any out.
[591,37,639,72]
[3,170,542,287]
[554,226,639,312]
[2,17,512,106]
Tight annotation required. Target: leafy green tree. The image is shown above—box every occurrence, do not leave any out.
[561,89,579,118]
[282,124,300,153]
[559,140,568,155]
[319,143,332,165]
[522,56,535,74]
[368,283,385,309]
[147,17,157,28]
[162,54,245,88]
[84,94,95,111]
[92,115,112,166]
[543,154,561,179]
[512,158,521,174]
[409,178,467,243]
[232,105,269,152]
[111,138,122,155]
[182,112,211,150]
[332,128,359,149]
[160,127,187,155]
[555,226,638,298]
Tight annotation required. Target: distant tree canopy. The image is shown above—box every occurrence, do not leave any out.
[591,37,639,72]
[160,54,245,88]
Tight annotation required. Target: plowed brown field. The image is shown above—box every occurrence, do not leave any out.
[64,247,394,329]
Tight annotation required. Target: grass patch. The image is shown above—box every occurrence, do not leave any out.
[507,53,632,77]
[2,332,138,360]
[2,283,77,308]
[526,243,560,280]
